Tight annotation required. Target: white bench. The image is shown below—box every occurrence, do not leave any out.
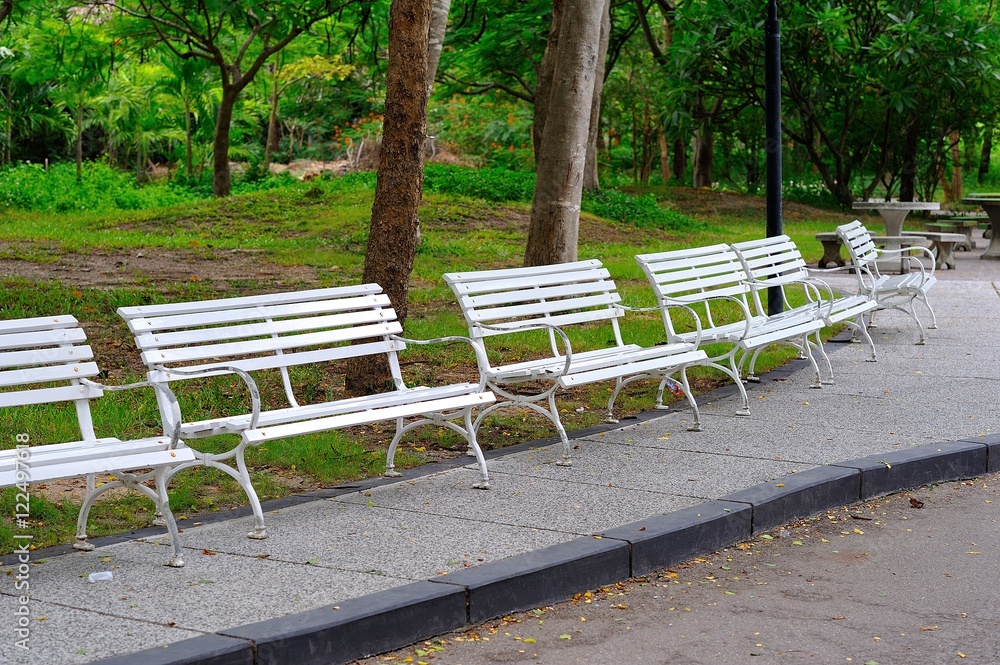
[731,235,880,379]
[635,244,826,417]
[118,285,496,539]
[444,260,709,466]
[0,315,194,567]
[837,220,937,344]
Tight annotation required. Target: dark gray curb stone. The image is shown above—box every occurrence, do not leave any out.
[430,536,629,625]
[833,440,988,499]
[219,581,466,665]
[958,433,1000,473]
[599,501,752,577]
[90,634,252,665]
[720,465,860,534]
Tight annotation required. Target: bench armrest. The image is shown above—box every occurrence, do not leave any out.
[149,365,263,431]
[659,293,754,344]
[747,275,830,320]
[870,244,936,280]
[471,321,574,378]
[78,377,184,450]
[616,302,705,348]
[390,334,492,392]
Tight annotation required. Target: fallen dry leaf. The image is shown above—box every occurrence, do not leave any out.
[910,497,925,509]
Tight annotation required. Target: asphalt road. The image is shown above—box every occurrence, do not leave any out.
[355,472,999,665]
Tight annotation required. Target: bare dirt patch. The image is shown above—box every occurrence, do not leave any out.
[0,243,320,290]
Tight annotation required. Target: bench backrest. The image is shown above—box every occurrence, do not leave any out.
[443,260,626,358]
[730,235,810,312]
[117,285,406,407]
[0,315,102,441]
[836,220,881,273]
[635,244,753,340]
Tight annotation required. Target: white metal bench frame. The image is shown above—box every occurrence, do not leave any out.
[836,220,938,345]
[636,244,827,417]
[0,315,194,567]
[118,285,495,540]
[444,260,709,466]
[731,235,880,382]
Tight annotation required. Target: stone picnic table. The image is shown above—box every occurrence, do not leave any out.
[960,194,1000,261]
[851,200,940,272]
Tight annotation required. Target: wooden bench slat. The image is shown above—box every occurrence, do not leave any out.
[0,327,88,349]
[133,309,394,350]
[0,315,78,334]
[124,293,393,333]
[0,382,103,408]
[147,338,401,376]
[444,259,604,285]
[460,279,618,309]
[447,266,613,296]
[464,292,622,324]
[117,285,383,320]
[0,361,100,388]
[140,322,403,366]
[243,391,496,445]
[0,344,95,370]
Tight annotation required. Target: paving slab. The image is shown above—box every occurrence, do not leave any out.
[0,597,206,665]
[333,467,703,534]
[171,499,576,578]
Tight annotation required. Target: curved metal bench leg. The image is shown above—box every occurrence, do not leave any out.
[677,367,702,432]
[74,473,119,552]
[814,332,835,385]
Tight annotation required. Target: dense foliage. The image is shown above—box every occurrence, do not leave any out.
[2,0,1000,203]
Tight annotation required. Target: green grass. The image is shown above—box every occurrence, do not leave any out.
[0,164,852,554]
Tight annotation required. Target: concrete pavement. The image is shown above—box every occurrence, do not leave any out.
[1,229,998,665]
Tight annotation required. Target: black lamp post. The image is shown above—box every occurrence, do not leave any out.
[765,0,783,315]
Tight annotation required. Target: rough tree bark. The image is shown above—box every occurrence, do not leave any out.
[582,0,610,191]
[524,0,603,267]
[345,0,432,394]
[532,0,564,158]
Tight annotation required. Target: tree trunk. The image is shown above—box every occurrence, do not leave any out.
[948,131,962,202]
[345,0,432,395]
[692,124,714,188]
[264,77,280,173]
[673,136,686,184]
[532,0,564,158]
[185,101,194,178]
[979,126,992,184]
[524,0,602,267]
[212,86,239,197]
[75,101,83,184]
[658,128,670,184]
[425,0,451,97]
[582,0,610,192]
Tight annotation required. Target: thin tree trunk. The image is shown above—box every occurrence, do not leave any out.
[532,0,564,158]
[948,131,962,202]
[582,0,610,191]
[673,136,686,184]
[75,102,83,184]
[979,126,992,184]
[524,0,603,267]
[692,124,714,188]
[264,77,280,173]
[658,128,670,184]
[346,0,432,394]
[185,100,193,178]
[425,0,450,96]
[212,87,239,197]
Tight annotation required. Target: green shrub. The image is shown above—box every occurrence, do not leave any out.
[582,188,700,231]
[423,163,535,203]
